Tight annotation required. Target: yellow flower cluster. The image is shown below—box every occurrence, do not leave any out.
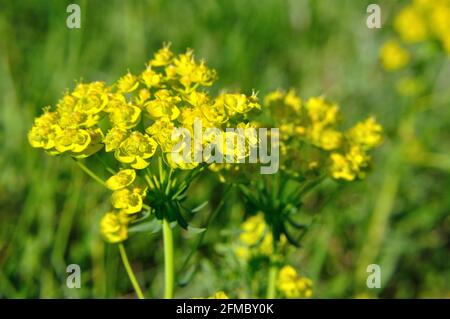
[28,82,107,158]
[379,40,410,71]
[29,44,260,172]
[101,169,148,243]
[263,90,383,181]
[28,44,263,243]
[277,265,313,298]
[235,213,286,259]
[395,0,450,51]
[380,0,450,72]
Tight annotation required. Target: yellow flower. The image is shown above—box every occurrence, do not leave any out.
[239,214,266,246]
[347,117,383,150]
[72,81,109,115]
[277,265,313,298]
[222,93,259,115]
[264,89,284,106]
[146,117,176,152]
[100,212,128,243]
[330,146,369,181]
[109,103,142,129]
[105,169,137,190]
[104,127,129,152]
[54,128,91,153]
[74,128,104,158]
[379,40,410,71]
[308,125,342,151]
[117,72,139,93]
[135,89,151,106]
[110,187,145,214]
[284,89,302,112]
[114,131,158,169]
[346,146,369,172]
[170,49,217,88]
[149,44,174,67]
[140,68,162,88]
[305,97,339,126]
[394,5,428,43]
[28,109,59,150]
[144,89,181,120]
[330,153,356,181]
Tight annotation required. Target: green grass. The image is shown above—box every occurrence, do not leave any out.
[0,0,449,298]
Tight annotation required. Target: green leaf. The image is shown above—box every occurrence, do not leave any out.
[191,201,208,213]
[185,225,206,235]
[128,218,162,234]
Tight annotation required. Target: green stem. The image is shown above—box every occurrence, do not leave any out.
[266,262,278,299]
[74,159,106,187]
[118,243,145,299]
[162,218,174,298]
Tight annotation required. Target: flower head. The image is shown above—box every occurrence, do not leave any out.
[100,212,128,243]
[277,265,313,298]
[114,131,158,169]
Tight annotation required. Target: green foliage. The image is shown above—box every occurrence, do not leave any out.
[0,0,448,298]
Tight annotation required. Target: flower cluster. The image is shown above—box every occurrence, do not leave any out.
[235,213,287,259]
[380,0,450,73]
[263,90,383,181]
[29,44,260,171]
[277,265,313,298]
[28,44,262,243]
[100,169,148,242]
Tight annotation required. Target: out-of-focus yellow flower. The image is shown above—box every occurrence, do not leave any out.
[330,146,369,181]
[394,5,428,43]
[379,40,410,71]
[239,214,266,246]
[236,213,287,258]
[347,117,383,150]
[284,89,302,112]
[277,265,313,298]
[115,131,158,169]
[105,169,137,191]
[100,212,128,243]
[309,126,342,151]
[305,96,338,126]
[330,153,356,181]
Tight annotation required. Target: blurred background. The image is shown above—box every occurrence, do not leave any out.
[0,0,448,298]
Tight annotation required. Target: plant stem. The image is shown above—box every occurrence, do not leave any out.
[74,159,106,187]
[118,243,145,299]
[162,218,174,298]
[266,262,278,299]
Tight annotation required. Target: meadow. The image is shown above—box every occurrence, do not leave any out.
[0,0,448,298]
